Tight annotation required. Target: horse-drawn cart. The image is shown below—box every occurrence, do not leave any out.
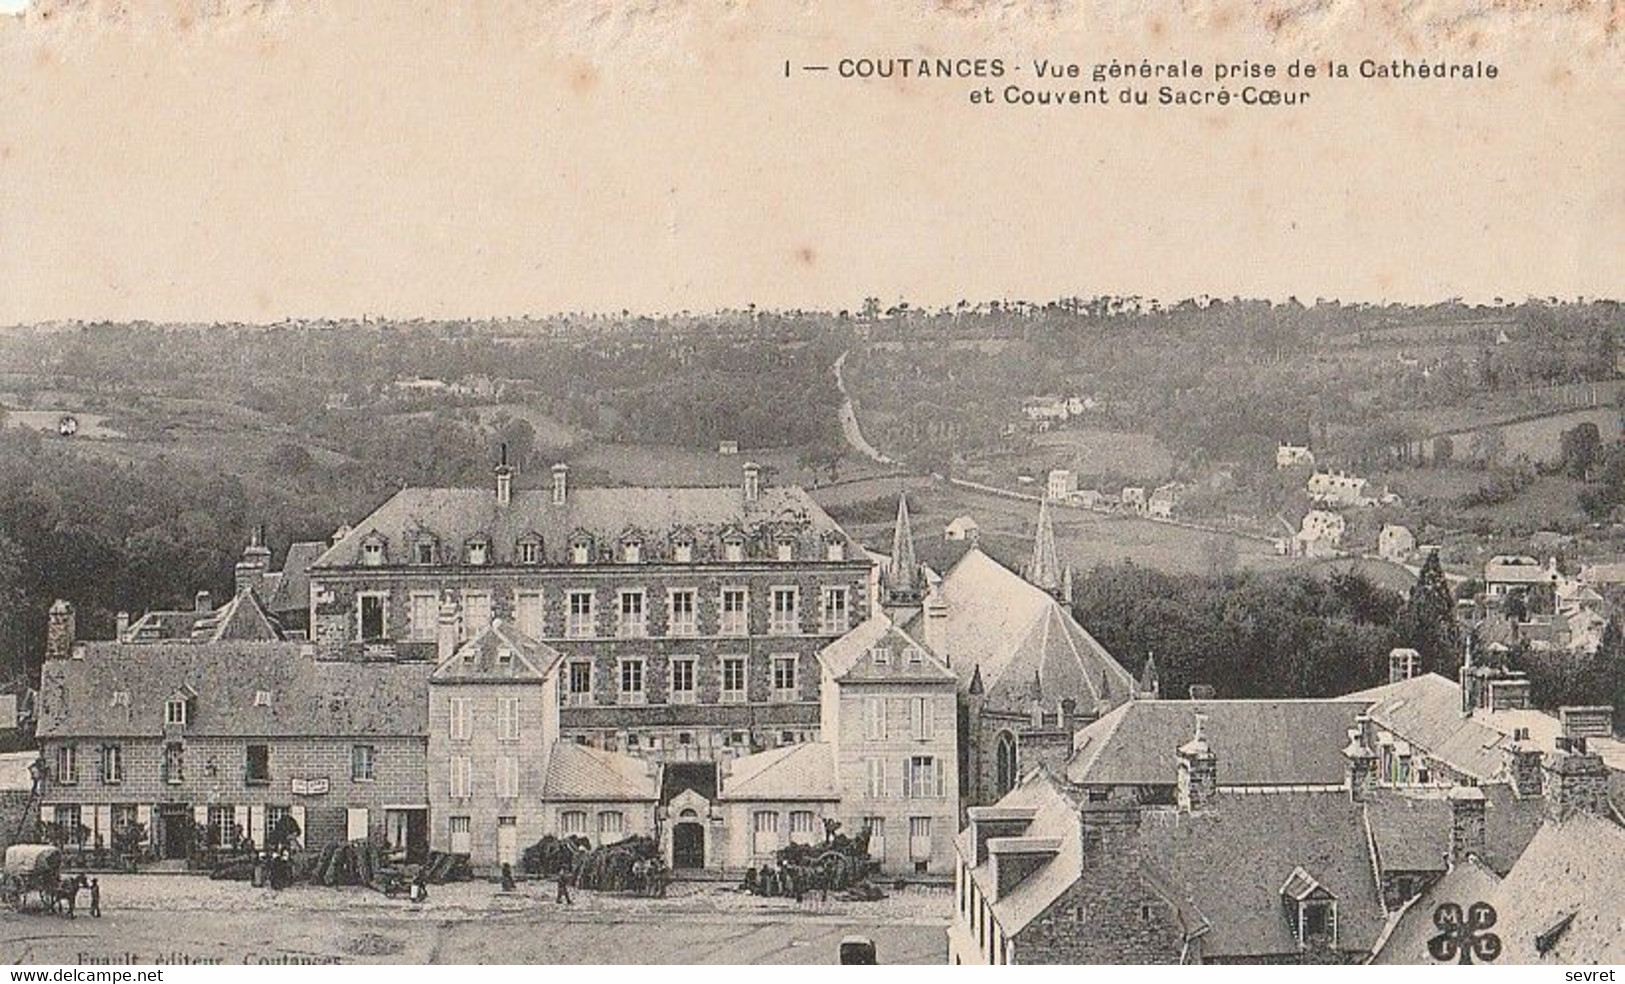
[0,845,64,913]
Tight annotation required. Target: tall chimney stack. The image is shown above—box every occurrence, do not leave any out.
[1447,786,1486,864]
[552,463,569,506]
[234,526,272,598]
[437,594,462,663]
[45,600,76,661]
[115,611,130,642]
[1176,713,1217,813]
[743,462,761,503]
[495,444,514,507]
[194,590,213,614]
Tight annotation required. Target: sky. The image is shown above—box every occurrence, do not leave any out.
[0,0,1620,324]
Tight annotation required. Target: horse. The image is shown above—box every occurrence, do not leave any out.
[50,874,88,918]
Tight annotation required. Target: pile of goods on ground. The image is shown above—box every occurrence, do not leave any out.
[210,839,470,894]
[743,824,879,900]
[521,834,669,895]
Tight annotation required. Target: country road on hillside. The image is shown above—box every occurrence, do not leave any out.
[833,350,895,466]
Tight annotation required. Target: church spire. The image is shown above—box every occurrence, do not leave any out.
[1024,495,1062,594]
[883,491,923,605]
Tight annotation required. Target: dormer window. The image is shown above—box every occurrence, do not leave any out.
[622,540,642,564]
[1281,866,1338,948]
[776,539,795,562]
[672,536,694,563]
[571,536,593,565]
[873,646,891,665]
[413,536,438,565]
[826,540,845,562]
[517,536,543,566]
[724,537,745,563]
[165,696,189,727]
[361,536,387,567]
[253,690,272,707]
[466,539,489,566]
[110,691,130,708]
[497,647,515,666]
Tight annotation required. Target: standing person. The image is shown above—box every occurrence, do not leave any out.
[500,862,516,892]
[555,866,573,905]
[88,878,101,918]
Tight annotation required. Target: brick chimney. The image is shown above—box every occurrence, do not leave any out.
[1543,735,1611,822]
[1343,719,1378,802]
[234,527,272,598]
[922,586,950,667]
[743,462,761,503]
[1388,647,1419,684]
[1558,705,1614,741]
[495,445,513,507]
[1504,742,1543,799]
[329,524,352,548]
[1486,674,1531,711]
[551,463,569,506]
[1447,786,1486,864]
[115,611,130,642]
[1176,713,1217,813]
[45,600,76,661]
[194,590,213,613]
[437,594,462,663]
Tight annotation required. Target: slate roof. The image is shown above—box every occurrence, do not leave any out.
[1350,674,1510,781]
[955,771,1087,936]
[188,590,285,643]
[1142,791,1388,959]
[660,762,718,804]
[265,541,326,614]
[1484,555,1554,585]
[430,619,561,684]
[1489,813,1625,963]
[313,484,855,568]
[1066,699,1366,788]
[1369,857,1503,964]
[934,548,1134,709]
[717,742,839,802]
[1363,785,1543,877]
[817,615,956,685]
[540,741,659,802]
[36,641,429,739]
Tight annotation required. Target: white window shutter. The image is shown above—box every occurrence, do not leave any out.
[39,804,55,824]
[902,760,913,799]
[193,805,208,828]
[290,806,306,840]
[95,805,112,842]
[935,757,945,797]
[136,805,152,845]
[250,805,266,847]
[234,805,249,837]
[910,699,923,739]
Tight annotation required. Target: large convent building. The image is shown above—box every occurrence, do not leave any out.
[33,462,1135,879]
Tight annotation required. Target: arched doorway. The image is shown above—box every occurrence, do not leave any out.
[995,731,1018,797]
[673,811,705,869]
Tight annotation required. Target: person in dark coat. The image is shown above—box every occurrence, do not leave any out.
[555,867,573,905]
[500,863,516,892]
[88,878,101,918]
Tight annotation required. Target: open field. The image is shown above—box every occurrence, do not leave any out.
[1,409,123,439]
[0,876,949,965]
[1023,427,1175,483]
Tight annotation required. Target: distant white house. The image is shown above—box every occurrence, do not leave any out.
[1046,469,1077,501]
[1378,524,1416,563]
[1121,487,1147,512]
[1276,443,1315,470]
[1483,555,1558,598]
[1296,510,1346,558]
[944,516,980,542]
[718,440,740,456]
[1147,483,1182,519]
[1307,470,1373,508]
[1070,488,1103,510]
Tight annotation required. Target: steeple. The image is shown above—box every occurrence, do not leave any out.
[882,492,924,605]
[1024,496,1062,594]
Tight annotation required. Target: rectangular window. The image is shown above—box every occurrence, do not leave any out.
[720,588,748,636]
[910,816,933,862]
[567,661,593,706]
[617,590,647,638]
[752,810,779,855]
[789,810,818,843]
[101,744,123,785]
[865,697,887,741]
[619,658,646,704]
[55,745,77,785]
[410,592,438,641]
[721,657,747,703]
[725,541,744,563]
[362,541,384,567]
[904,756,942,798]
[163,742,184,784]
[673,542,693,563]
[669,589,698,636]
[415,540,436,565]
[462,591,492,637]
[351,744,377,782]
[598,811,624,838]
[515,590,545,639]
[772,655,798,701]
[864,816,886,859]
[670,658,697,704]
[911,697,935,741]
[827,542,845,562]
[822,586,850,634]
[518,540,541,565]
[496,756,519,799]
[623,542,642,564]
[497,696,520,742]
[449,756,471,799]
[770,587,799,634]
[449,815,472,854]
[449,697,471,741]
[210,805,235,848]
[467,541,488,566]
[245,744,271,785]
[559,810,588,835]
[567,591,595,638]
[358,593,387,641]
[112,803,137,837]
[866,757,887,798]
[776,541,794,562]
